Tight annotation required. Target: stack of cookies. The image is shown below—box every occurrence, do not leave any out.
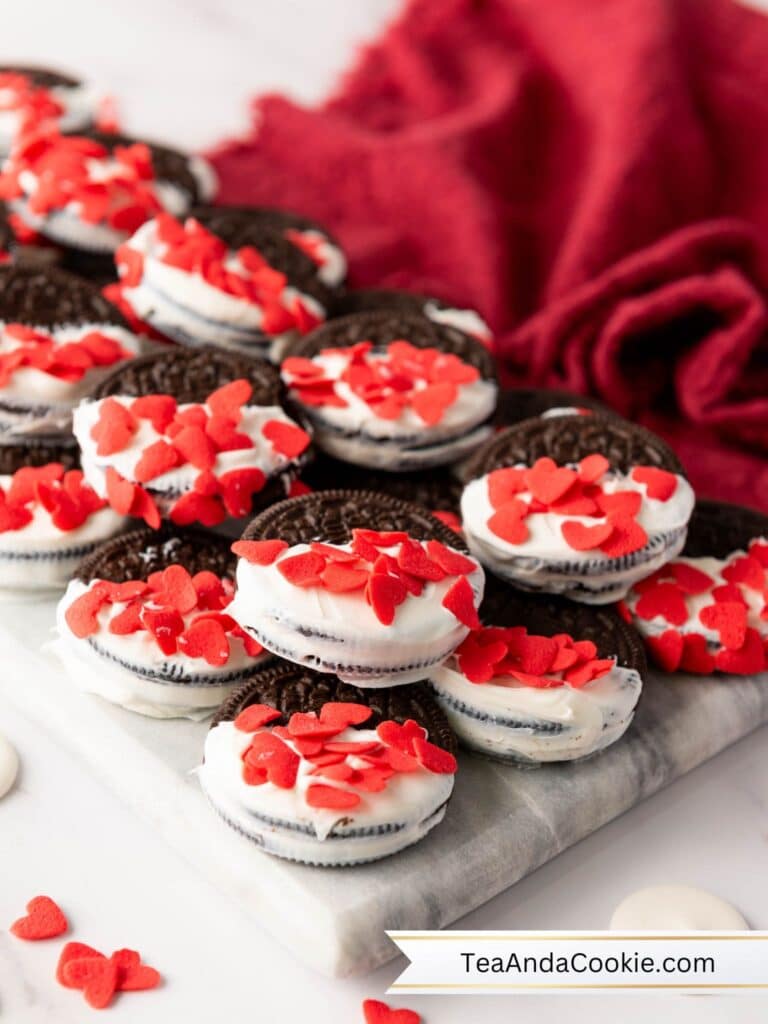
[1,63,765,868]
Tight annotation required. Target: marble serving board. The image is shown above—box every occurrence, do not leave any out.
[2,595,767,978]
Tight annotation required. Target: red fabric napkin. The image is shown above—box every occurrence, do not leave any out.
[208,0,768,511]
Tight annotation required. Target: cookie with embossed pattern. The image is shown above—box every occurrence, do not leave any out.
[461,414,694,604]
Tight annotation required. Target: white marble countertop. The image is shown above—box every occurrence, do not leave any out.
[1,3,767,1021]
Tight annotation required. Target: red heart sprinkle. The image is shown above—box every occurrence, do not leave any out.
[578,454,609,483]
[130,485,161,530]
[670,562,714,594]
[487,467,526,509]
[62,957,119,1009]
[310,542,361,562]
[635,582,689,626]
[354,530,409,547]
[524,457,578,504]
[142,607,184,656]
[487,500,529,544]
[397,538,446,581]
[319,702,373,729]
[362,999,421,1024]
[90,398,138,455]
[594,490,642,518]
[508,632,559,674]
[205,414,254,451]
[278,550,326,587]
[712,583,748,605]
[173,424,217,470]
[219,467,267,518]
[232,539,288,565]
[65,581,112,638]
[262,419,310,459]
[170,491,225,527]
[155,564,198,613]
[631,466,678,501]
[561,520,614,551]
[321,562,369,592]
[305,784,360,810]
[57,942,105,987]
[105,466,136,516]
[645,629,684,672]
[117,962,161,992]
[441,575,481,629]
[410,381,458,425]
[598,515,648,557]
[108,601,143,635]
[130,394,177,433]
[285,712,342,740]
[133,439,181,483]
[10,895,68,940]
[412,736,457,774]
[425,540,476,576]
[699,601,748,650]
[178,618,230,666]
[722,555,765,591]
[234,705,282,732]
[366,572,408,625]
[206,378,252,419]
[714,627,766,675]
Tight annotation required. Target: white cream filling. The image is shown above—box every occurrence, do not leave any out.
[230,541,485,687]
[73,396,304,499]
[0,321,140,408]
[121,220,325,350]
[53,578,266,718]
[0,477,124,591]
[625,550,768,647]
[461,469,695,604]
[199,722,454,864]
[430,660,641,763]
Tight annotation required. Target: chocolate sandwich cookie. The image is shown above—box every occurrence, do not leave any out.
[54,525,270,718]
[460,414,695,604]
[430,580,645,764]
[0,66,97,153]
[242,206,347,288]
[73,347,312,530]
[0,265,140,436]
[624,499,768,676]
[299,453,464,532]
[229,489,485,686]
[1,128,216,282]
[281,310,498,471]
[0,434,124,594]
[495,387,616,427]
[200,660,458,866]
[112,205,334,359]
[331,288,493,347]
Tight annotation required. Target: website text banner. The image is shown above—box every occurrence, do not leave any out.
[387,932,768,994]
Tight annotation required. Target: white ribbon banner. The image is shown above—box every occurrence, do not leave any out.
[387,931,768,994]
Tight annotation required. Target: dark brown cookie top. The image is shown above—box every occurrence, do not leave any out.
[495,388,616,427]
[187,206,331,309]
[74,525,235,582]
[242,489,470,551]
[0,435,79,474]
[331,288,456,320]
[212,658,458,754]
[683,500,768,560]
[0,65,82,89]
[299,455,462,514]
[481,578,647,676]
[0,264,129,329]
[89,345,282,406]
[463,413,685,480]
[0,207,14,254]
[284,310,497,382]
[83,131,204,204]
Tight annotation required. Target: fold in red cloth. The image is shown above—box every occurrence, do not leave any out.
[208,0,768,511]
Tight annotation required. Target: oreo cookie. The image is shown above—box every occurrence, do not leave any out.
[112,204,339,359]
[230,489,485,686]
[624,499,768,676]
[0,265,140,436]
[429,578,645,764]
[495,387,616,426]
[281,310,498,471]
[200,660,458,866]
[299,453,463,523]
[0,66,97,153]
[0,434,124,595]
[331,287,492,346]
[74,347,312,530]
[3,129,216,281]
[460,414,694,604]
[54,525,271,718]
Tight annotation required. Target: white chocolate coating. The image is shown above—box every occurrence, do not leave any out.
[610,886,749,931]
